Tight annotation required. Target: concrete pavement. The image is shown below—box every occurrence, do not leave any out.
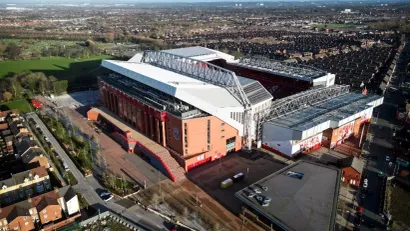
[26,113,168,231]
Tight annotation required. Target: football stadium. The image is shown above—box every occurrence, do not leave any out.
[87,46,383,182]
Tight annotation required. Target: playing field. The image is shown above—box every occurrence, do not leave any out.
[0,99,34,113]
[0,55,112,80]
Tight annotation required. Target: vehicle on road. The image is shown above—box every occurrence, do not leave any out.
[378,171,384,178]
[363,180,368,188]
[62,161,69,171]
[97,189,114,202]
[386,156,390,162]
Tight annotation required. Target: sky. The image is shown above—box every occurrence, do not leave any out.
[0,0,404,3]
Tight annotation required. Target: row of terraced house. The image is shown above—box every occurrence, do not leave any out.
[0,110,80,231]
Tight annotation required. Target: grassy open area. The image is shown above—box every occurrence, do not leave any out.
[0,99,33,113]
[0,55,112,80]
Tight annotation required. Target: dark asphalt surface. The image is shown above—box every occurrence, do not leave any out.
[359,90,405,231]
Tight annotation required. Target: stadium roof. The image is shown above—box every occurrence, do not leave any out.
[235,161,341,231]
[161,46,235,62]
[233,58,328,81]
[267,92,383,132]
[163,46,215,57]
[237,76,273,105]
[102,59,243,109]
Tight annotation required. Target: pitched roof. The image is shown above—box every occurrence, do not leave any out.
[342,157,364,174]
[0,123,9,131]
[0,110,18,119]
[0,200,32,222]
[0,166,48,188]
[57,186,76,201]
[16,136,34,155]
[21,148,43,164]
[30,190,59,212]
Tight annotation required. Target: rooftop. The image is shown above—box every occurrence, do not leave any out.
[102,59,243,109]
[268,92,383,132]
[235,161,341,231]
[161,46,235,62]
[233,58,328,81]
[163,46,215,58]
[0,166,48,188]
[30,190,59,212]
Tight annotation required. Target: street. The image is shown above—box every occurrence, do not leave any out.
[359,92,400,231]
[26,113,168,231]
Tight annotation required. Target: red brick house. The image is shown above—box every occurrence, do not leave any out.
[341,157,364,187]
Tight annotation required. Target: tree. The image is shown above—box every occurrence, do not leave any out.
[2,91,13,102]
[5,76,23,99]
[103,32,114,43]
[5,43,21,60]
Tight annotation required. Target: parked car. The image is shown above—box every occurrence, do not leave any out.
[386,156,390,162]
[253,188,262,194]
[363,180,368,188]
[99,191,114,202]
[264,197,272,203]
[247,191,255,198]
[262,201,270,207]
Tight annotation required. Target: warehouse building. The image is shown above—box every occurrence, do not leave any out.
[235,161,341,231]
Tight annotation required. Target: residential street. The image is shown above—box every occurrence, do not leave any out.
[26,113,168,231]
[359,91,401,231]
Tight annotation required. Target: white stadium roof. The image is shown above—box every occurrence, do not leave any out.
[102,59,243,109]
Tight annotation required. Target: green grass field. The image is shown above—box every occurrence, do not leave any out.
[0,55,112,80]
[0,99,33,113]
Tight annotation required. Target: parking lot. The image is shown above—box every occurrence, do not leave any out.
[187,150,287,214]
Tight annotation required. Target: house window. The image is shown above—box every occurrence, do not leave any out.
[44,214,47,218]
[14,226,18,230]
[43,210,47,214]
[23,217,27,220]
[45,220,49,223]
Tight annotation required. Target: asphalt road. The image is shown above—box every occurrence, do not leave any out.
[26,113,168,231]
[359,92,401,231]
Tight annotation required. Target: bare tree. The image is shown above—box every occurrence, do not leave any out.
[2,91,12,102]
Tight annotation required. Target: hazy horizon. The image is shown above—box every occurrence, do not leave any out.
[1,0,408,3]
